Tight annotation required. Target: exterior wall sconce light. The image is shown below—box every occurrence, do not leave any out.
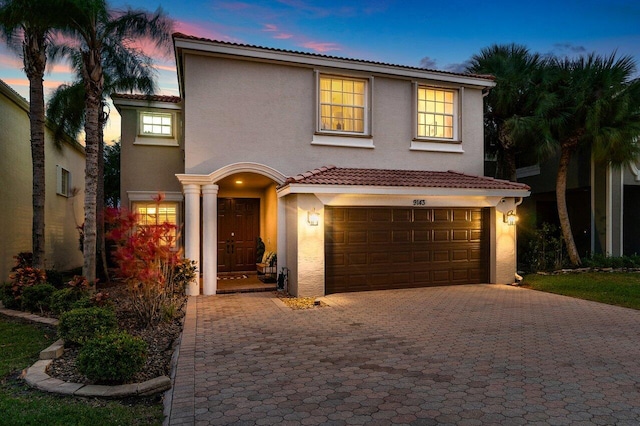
[504,210,517,226]
[308,208,320,226]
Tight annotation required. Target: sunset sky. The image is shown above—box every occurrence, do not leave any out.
[1,0,638,143]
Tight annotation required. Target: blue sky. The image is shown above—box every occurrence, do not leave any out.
[1,0,639,142]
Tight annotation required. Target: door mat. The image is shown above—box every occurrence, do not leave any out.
[217,275,248,280]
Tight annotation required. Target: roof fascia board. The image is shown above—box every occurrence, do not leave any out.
[277,184,530,198]
[112,98,182,111]
[174,38,495,89]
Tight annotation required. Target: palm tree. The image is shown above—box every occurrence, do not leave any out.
[545,54,640,266]
[0,0,65,269]
[47,48,157,282]
[467,44,553,181]
[55,0,171,282]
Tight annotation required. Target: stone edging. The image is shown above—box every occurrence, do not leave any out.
[0,304,171,398]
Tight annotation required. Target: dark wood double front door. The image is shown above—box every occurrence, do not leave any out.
[217,198,260,273]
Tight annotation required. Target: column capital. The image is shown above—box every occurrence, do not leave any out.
[183,183,201,195]
[202,184,219,195]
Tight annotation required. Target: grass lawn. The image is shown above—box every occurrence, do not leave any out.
[0,316,163,426]
[523,272,640,310]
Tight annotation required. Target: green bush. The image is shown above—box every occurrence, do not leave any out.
[50,288,83,314]
[21,283,56,313]
[1,282,19,309]
[58,307,118,346]
[77,331,147,383]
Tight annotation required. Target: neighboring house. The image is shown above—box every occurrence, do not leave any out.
[517,152,640,258]
[113,34,530,297]
[0,79,85,281]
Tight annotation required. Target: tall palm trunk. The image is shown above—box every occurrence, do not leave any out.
[556,142,581,266]
[97,107,109,282]
[24,29,47,269]
[81,48,103,284]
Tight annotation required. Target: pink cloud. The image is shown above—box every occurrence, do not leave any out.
[263,23,278,32]
[0,53,22,69]
[301,41,341,53]
[274,33,293,40]
[3,77,66,89]
[154,63,177,72]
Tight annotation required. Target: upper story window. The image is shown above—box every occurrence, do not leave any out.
[56,166,71,197]
[416,87,457,140]
[140,112,173,137]
[319,75,367,134]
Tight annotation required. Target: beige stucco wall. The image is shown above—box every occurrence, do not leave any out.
[491,199,518,284]
[284,194,324,297]
[0,86,85,281]
[118,107,184,209]
[183,54,485,178]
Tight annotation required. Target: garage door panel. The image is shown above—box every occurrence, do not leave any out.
[433,269,451,283]
[393,230,411,243]
[348,253,367,265]
[325,207,487,294]
[348,231,367,244]
[414,209,431,222]
[452,249,470,261]
[433,209,450,222]
[393,209,412,222]
[452,209,470,221]
[370,252,390,264]
[370,230,391,243]
[452,229,469,241]
[433,251,449,262]
[326,230,345,244]
[371,209,392,221]
[433,230,450,242]
[413,230,431,242]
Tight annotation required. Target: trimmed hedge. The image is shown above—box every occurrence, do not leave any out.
[77,331,147,383]
[21,283,56,313]
[58,307,118,346]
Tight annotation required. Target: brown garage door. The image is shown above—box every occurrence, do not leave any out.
[325,207,488,294]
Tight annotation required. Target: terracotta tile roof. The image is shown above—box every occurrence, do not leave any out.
[282,165,530,191]
[110,93,181,103]
[173,33,495,82]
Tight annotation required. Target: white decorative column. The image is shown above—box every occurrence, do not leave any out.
[183,184,201,296]
[202,184,219,295]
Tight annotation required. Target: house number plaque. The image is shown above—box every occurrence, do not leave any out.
[412,199,426,206]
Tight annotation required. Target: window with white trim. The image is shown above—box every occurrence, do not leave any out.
[416,87,457,140]
[139,112,173,137]
[319,75,367,134]
[56,166,71,197]
[133,201,178,247]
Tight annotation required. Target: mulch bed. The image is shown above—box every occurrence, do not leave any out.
[48,285,186,385]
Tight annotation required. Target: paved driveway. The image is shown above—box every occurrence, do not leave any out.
[166,285,640,425]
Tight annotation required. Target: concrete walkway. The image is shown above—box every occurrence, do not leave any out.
[165,285,640,425]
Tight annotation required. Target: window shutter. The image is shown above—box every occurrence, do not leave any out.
[56,165,62,195]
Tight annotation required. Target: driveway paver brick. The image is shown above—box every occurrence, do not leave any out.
[166,284,640,425]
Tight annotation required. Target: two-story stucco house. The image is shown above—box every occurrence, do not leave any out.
[113,34,530,297]
[0,79,85,281]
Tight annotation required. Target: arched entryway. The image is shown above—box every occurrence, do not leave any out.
[176,163,287,295]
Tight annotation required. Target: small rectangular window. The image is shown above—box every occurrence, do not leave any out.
[416,87,456,140]
[318,75,368,134]
[56,166,71,197]
[139,112,173,137]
